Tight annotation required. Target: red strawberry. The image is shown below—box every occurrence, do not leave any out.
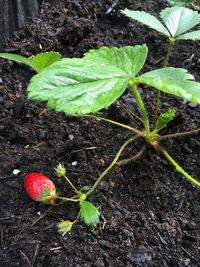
[24,172,57,204]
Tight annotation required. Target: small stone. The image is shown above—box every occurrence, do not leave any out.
[71,161,78,166]
[13,169,20,175]
[68,134,74,141]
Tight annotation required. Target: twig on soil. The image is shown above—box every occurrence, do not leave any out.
[101,214,107,230]
[153,227,167,245]
[70,146,97,154]
[31,206,52,227]
[181,246,195,259]
[1,226,4,248]
[20,250,32,267]
[50,246,62,252]
[31,242,41,267]
[39,108,48,117]
[105,0,119,14]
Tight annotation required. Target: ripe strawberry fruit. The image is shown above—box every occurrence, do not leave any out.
[24,172,57,204]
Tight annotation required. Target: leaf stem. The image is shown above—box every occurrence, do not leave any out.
[130,83,150,138]
[158,145,200,187]
[153,39,175,127]
[57,196,81,202]
[63,175,79,193]
[86,135,139,196]
[82,115,143,136]
[163,39,175,68]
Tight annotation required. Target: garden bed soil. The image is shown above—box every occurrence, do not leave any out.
[0,0,200,266]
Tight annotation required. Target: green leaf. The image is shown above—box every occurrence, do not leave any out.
[137,67,200,104]
[29,52,61,73]
[28,58,128,115]
[28,45,147,115]
[160,6,200,37]
[121,9,169,36]
[80,201,100,227]
[0,53,35,69]
[176,30,200,40]
[156,109,176,133]
[122,7,200,41]
[0,51,61,73]
[84,45,148,78]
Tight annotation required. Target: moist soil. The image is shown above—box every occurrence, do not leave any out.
[0,0,200,266]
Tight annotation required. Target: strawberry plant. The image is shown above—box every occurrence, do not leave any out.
[20,44,199,187]
[1,6,200,234]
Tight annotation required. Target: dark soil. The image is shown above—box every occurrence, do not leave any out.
[0,0,200,266]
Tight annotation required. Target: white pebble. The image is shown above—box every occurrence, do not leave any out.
[13,169,20,175]
[68,134,74,141]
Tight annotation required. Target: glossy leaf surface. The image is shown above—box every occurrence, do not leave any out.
[122,7,200,41]
[28,45,148,115]
[30,52,61,73]
[84,45,148,78]
[160,6,200,37]
[121,9,169,36]
[177,30,200,40]
[137,67,200,104]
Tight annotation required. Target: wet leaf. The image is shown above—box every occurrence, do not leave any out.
[138,67,200,104]
[28,45,148,115]
[30,52,61,73]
